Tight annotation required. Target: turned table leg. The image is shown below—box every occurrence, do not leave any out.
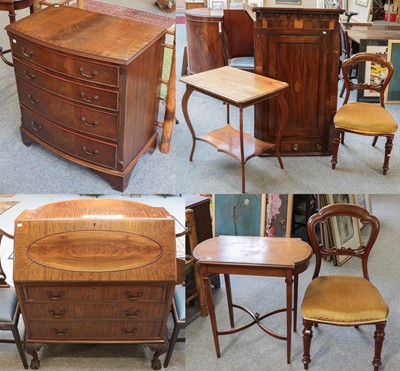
[239,106,246,193]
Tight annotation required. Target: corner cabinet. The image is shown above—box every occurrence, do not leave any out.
[6,6,166,191]
[13,199,177,370]
[252,7,343,155]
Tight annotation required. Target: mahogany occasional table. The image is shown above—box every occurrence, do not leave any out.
[193,236,313,363]
[180,66,289,193]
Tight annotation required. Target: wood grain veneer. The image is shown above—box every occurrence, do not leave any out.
[6,6,166,190]
[13,199,178,369]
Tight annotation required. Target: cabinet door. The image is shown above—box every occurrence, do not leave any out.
[255,32,335,155]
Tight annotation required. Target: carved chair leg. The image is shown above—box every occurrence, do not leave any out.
[382,136,393,175]
[331,129,341,169]
[372,323,386,371]
[302,319,314,370]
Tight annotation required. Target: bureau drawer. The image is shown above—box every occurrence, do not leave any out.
[23,285,166,302]
[21,107,117,168]
[28,320,164,340]
[17,79,118,142]
[23,302,167,321]
[10,36,119,87]
[15,58,118,111]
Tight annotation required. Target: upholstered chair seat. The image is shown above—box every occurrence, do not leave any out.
[229,56,255,71]
[302,275,388,325]
[0,229,28,369]
[334,102,398,135]
[331,52,397,175]
[0,288,18,322]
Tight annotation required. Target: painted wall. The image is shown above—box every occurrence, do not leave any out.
[347,0,373,22]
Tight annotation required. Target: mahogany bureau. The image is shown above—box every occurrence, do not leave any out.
[13,199,178,369]
[6,6,166,191]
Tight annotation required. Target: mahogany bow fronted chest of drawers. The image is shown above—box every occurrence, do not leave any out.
[6,7,166,191]
[13,199,177,369]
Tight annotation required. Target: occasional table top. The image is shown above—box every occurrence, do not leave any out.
[193,236,313,269]
[180,66,288,106]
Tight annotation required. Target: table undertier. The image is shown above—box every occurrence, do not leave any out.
[197,124,275,163]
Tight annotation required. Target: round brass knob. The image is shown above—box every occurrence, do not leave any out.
[293,143,299,151]
[315,143,322,151]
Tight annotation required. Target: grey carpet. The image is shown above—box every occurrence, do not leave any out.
[186,194,400,371]
[175,24,400,194]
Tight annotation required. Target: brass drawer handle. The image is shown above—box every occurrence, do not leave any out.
[82,146,99,156]
[123,328,138,336]
[292,143,299,151]
[81,117,99,128]
[47,291,64,301]
[24,70,36,81]
[125,291,143,301]
[49,309,66,319]
[31,121,42,131]
[79,67,98,79]
[28,94,39,105]
[80,92,99,103]
[124,310,140,318]
[21,47,33,58]
[53,328,68,336]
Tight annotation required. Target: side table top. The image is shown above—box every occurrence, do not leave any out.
[180,66,288,106]
[193,236,313,268]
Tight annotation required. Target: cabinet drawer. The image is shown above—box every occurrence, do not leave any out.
[21,107,117,168]
[23,302,167,321]
[28,320,163,340]
[15,58,118,111]
[10,36,119,87]
[17,79,118,142]
[23,285,166,302]
[280,139,326,155]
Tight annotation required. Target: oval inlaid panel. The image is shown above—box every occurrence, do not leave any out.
[27,230,162,272]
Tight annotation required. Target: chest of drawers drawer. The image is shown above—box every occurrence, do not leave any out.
[17,79,118,142]
[23,302,167,321]
[15,58,119,111]
[21,107,117,168]
[10,36,119,87]
[28,320,164,341]
[22,285,167,302]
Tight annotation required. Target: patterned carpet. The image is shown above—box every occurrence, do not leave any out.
[83,0,175,28]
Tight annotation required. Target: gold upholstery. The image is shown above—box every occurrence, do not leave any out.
[331,52,397,175]
[334,102,398,135]
[302,204,387,371]
[302,275,388,325]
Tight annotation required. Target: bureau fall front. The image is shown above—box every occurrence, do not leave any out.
[13,199,178,369]
[6,6,166,191]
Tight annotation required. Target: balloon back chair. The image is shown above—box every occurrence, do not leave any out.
[301,204,389,371]
[301,203,388,371]
[332,52,397,175]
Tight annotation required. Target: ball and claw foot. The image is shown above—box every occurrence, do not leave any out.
[30,358,40,370]
[151,354,162,370]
